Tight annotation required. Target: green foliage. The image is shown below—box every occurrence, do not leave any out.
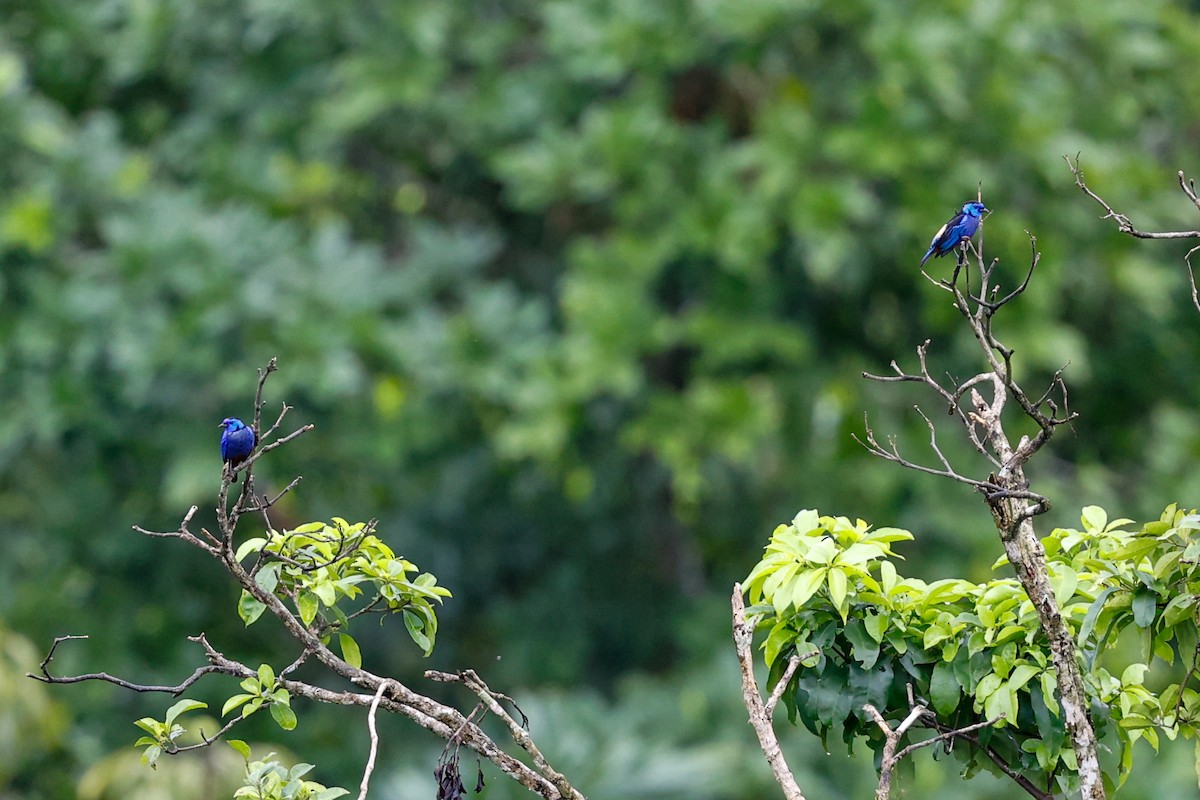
[221,664,297,731]
[745,506,1200,794]
[8,0,1200,797]
[235,518,451,656]
[133,698,208,769]
[227,741,348,800]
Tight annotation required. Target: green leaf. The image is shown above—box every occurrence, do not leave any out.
[1050,567,1078,608]
[1041,671,1060,715]
[836,542,884,567]
[404,609,434,655]
[134,717,161,735]
[1132,588,1158,628]
[312,579,338,607]
[339,633,362,669]
[1079,586,1120,649]
[791,509,821,534]
[843,619,880,670]
[227,739,252,760]
[238,591,267,626]
[788,568,827,612]
[258,663,276,688]
[826,568,849,618]
[271,702,298,731]
[1109,538,1159,562]
[879,560,898,594]
[222,694,254,717]
[141,744,162,769]
[930,660,961,715]
[762,620,793,667]
[974,672,1002,705]
[984,682,1015,726]
[1081,506,1108,532]
[297,592,319,626]
[164,698,207,726]
[864,610,887,643]
[1121,663,1149,687]
[235,537,268,561]
[1007,663,1039,693]
[255,563,281,594]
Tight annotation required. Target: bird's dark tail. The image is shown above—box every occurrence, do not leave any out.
[919,247,935,267]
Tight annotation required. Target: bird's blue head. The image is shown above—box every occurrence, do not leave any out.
[220,417,247,432]
[962,201,988,217]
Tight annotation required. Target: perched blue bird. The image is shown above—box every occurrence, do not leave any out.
[219,417,256,480]
[920,201,988,267]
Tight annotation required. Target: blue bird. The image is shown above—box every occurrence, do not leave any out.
[920,201,988,267]
[219,417,256,480]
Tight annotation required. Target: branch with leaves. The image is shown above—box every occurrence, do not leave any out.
[28,359,586,800]
[739,506,1200,800]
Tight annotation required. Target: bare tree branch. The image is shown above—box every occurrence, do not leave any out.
[356,680,392,800]
[1066,154,1200,239]
[864,686,1009,800]
[1067,154,1200,314]
[731,584,809,800]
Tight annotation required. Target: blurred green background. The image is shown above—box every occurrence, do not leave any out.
[3,0,1200,797]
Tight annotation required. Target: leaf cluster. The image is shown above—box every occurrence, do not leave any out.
[226,740,348,800]
[235,518,452,658]
[744,506,1200,795]
[222,664,298,732]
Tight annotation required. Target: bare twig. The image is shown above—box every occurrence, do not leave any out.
[427,669,580,800]
[764,655,801,718]
[865,692,1006,800]
[924,718,1054,800]
[356,680,392,800]
[1068,154,1200,314]
[28,634,227,694]
[731,584,808,800]
[1066,154,1200,240]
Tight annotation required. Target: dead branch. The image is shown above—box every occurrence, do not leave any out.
[731,584,809,800]
[1067,154,1200,314]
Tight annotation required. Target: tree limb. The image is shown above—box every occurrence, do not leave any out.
[731,584,809,800]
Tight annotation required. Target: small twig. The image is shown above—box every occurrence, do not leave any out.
[866,695,1005,800]
[356,680,393,800]
[893,715,1001,762]
[1066,155,1200,239]
[28,634,225,694]
[1186,246,1200,315]
[133,506,217,553]
[764,655,801,718]
[252,357,278,435]
[426,669,573,797]
[167,715,246,754]
[925,718,1053,800]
